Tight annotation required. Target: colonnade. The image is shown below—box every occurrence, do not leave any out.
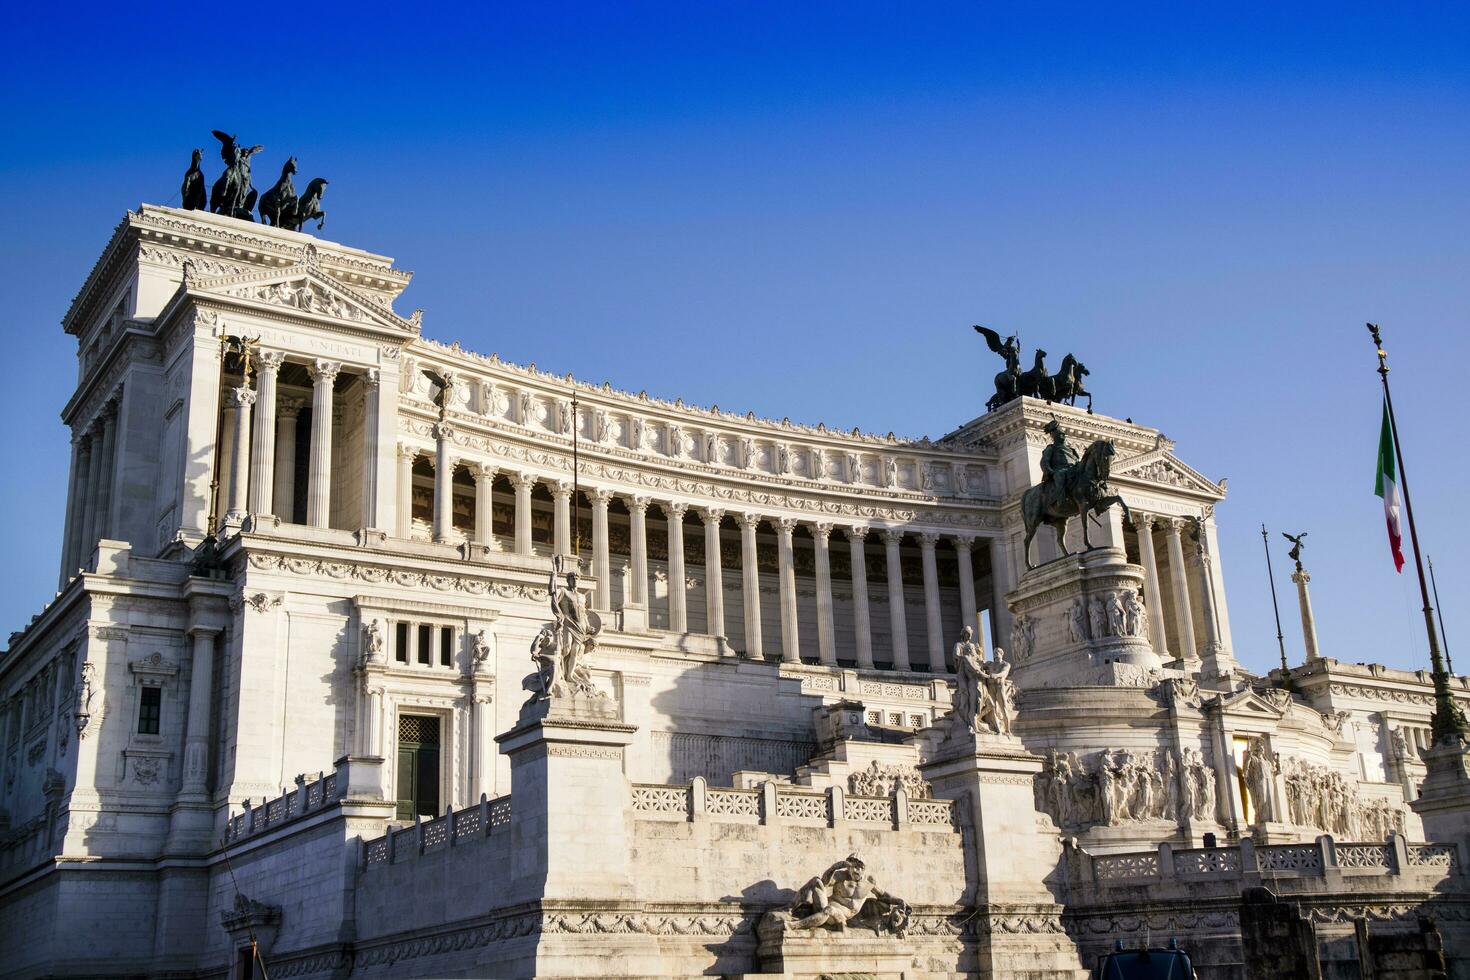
[1132,513,1230,668]
[402,433,1002,673]
[58,397,120,588]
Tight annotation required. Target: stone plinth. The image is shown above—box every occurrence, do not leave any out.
[1411,738,1470,843]
[754,917,914,979]
[1007,546,1162,687]
[496,696,638,902]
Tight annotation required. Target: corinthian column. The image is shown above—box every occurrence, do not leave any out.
[248,351,283,518]
[988,536,1014,658]
[551,482,571,556]
[666,502,688,632]
[954,536,979,642]
[60,435,91,585]
[919,532,945,671]
[273,398,303,524]
[396,445,415,537]
[433,422,456,543]
[846,527,874,669]
[628,495,650,605]
[699,507,727,644]
[813,522,837,666]
[738,513,764,660]
[1291,568,1318,662]
[882,530,912,672]
[92,403,118,540]
[513,473,536,555]
[591,489,613,610]
[306,360,340,528]
[77,423,103,561]
[775,518,800,663]
[1163,518,1199,663]
[473,463,497,547]
[358,368,381,528]
[180,626,221,795]
[1132,515,1170,657]
[225,386,255,524]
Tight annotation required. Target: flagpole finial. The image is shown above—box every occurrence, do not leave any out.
[1367,322,1388,376]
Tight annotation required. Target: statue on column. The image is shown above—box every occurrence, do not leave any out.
[765,854,911,938]
[1282,531,1308,571]
[974,325,1022,411]
[533,555,605,700]
[1020,421,1132,568]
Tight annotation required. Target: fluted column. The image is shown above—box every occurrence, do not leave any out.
[628,495,650,605]
[59,436,90,586]
[552,482,572,556]
[738,513,764,660]
[1163,518,1199,662]
[248,351,283,518]
[433,422,455,543]
[666,502,688,632]
[954,536,978,642]
[274,398,303,523]
[358,368,381,528]
[1132,516,1170,657]
[919,532,945,671]
[180,626,220,795]
[813,522,837,666]
[591,489,612,610]
[473,463,496,547]
[700,507,727,643]
[217,398,237,528]
[77,423,103,562]
[775,518,801,663]
[988,536,1014,661]
[306,360,340,528]
[395,445,415,537]
[846,527,874,669]
[92,403,118,540]
[513,473,535,555]
[225,386,255,523]
[882,530,912,671]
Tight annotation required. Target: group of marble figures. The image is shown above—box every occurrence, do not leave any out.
[179,130,328,232]
[1068,589,1149,644]
[1035,746,1220,832]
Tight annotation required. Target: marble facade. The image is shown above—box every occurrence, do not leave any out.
[3,205,1470,979]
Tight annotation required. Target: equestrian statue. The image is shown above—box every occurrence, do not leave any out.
[1020,419,1131,568]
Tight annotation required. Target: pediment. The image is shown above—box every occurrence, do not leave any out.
[1210,686,1292,717]
[1114,439,1223,496]
[183,246,422,335]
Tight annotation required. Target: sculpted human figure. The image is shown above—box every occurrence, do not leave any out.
[779,854,910,938]
[1242,737,1277,823]
[536,555,604,700]
[1067,598,1088,644]
[1123,590,1146,638]
[951,627,985,733]
[1106,591,1127,637]
[1089,597,1107,639]
[363,619,385,664]
[976,651,1016,736]
[1039,419,1080,506]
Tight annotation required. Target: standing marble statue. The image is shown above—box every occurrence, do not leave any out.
[1106,591,1127,637]
[977,651,1016,735]
[1089,597,1107,639]
[532,555,604,700]
[1242,737,1277,823]
[1067,598,1088,643]
[951,628,985,733]
[1123,590,1147,638]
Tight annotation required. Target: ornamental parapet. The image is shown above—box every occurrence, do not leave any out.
[629,779,961,831]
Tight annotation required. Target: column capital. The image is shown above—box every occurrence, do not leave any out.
[1161,516,1186,535]
[812,521,833,542]
[590,487,614,506]
[397,443,418,462]
[880,528,906,546]
[433,422,456,442]
[952,534,976,552]
[278,396,306,420]
[844,525,869,543]
[550,480,572,500]
[100,398,120,421]
[231,386,257,408]
[737,512,762,531]
[472,461,497,482]
[187,623,224,638]
[1131,512,1157,532]
[775,516,798,537]
[696,505,725,524]
[665,500,689,519]
[362,367,381,389]
[309,359,342,384]
[255,349,286,374]
[917,531,939,548]
[510,471,537,492]
[627,494,651,514]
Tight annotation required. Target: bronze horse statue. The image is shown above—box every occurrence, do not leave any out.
[258,157,298,227]
[1018,349,1055,401]
[1051,354,1092,412]
[1021,438,1131,568]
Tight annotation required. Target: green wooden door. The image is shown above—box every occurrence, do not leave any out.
[395,714,441,820]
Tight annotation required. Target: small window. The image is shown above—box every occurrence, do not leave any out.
[138,686,161,734]
[394,622,409,663]
[417,624,431,665]
[439,627,453,667]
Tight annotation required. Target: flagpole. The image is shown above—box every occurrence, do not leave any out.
[1429,555,1455,676]
[1367,324,1466,742]
[571,390,581,565]
[1260,524,1289,676]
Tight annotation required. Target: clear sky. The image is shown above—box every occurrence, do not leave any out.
[2,3,1467,677]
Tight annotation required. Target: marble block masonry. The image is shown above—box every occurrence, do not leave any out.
[4,204,1470,979]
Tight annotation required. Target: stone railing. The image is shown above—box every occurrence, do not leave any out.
[225,768,342,844]
[1079,834,1464,887]
[361,794,513,869]
[630,778,960,832]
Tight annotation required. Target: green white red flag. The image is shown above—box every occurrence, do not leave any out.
[1375,398,1405,573]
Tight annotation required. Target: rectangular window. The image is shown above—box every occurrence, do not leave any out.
[417,624,431,665]
[439,627,453,667]
[394,622,409,663]
[138,686,161,735]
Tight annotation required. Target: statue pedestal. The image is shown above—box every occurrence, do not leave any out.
[1008,547,1163,687]
[920,730,1084,977]
[754,918,914,979]
[1411,738,1470,844]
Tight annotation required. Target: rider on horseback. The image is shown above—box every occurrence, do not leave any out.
[1039,419,1079,505]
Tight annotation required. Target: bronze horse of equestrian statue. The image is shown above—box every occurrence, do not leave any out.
[1021,438,1131,568]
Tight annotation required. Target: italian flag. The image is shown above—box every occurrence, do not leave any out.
[1375,398,1405,573]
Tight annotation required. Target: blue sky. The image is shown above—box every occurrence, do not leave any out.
[2,3,1467,676]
